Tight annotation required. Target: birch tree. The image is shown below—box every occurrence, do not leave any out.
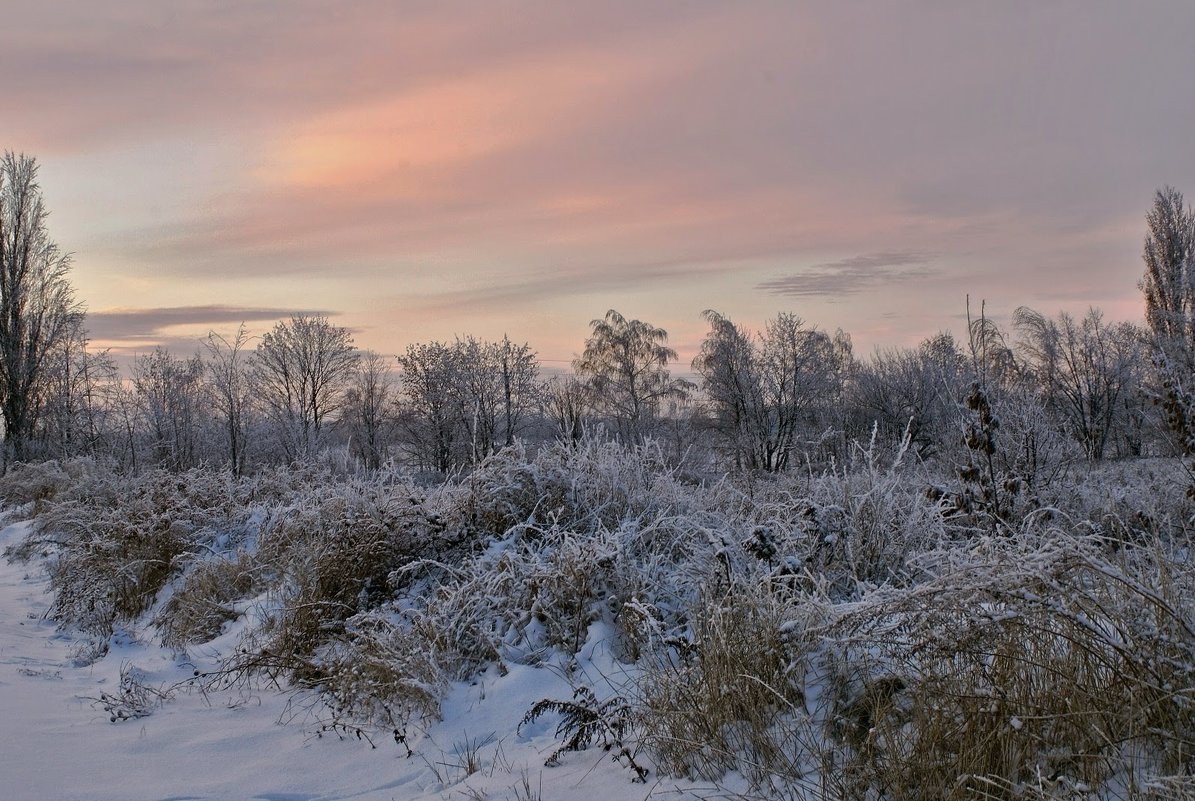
[574,309,692,445]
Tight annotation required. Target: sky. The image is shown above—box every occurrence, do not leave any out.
[4,1,1195,367]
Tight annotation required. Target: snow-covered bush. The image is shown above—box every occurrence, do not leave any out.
[244,478,441,674]
[1043,457,1193,544]
[642,586,823,786]
[317,610,447,738]
[746,440,948,600]
[157,551,257,650]
[439,436,693,538]
[818,530,1195,800]
[26,468,250,639]
[0,457,103,511]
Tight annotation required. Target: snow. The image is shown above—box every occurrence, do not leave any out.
[0,521,701,801]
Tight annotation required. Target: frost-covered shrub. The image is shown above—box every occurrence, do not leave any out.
[46,513,195,637]
[385,524,618,677]
[1042,457,1193,544]
[243,479,441,676]
[521,686,647,780]
[0,458,105,511]
[440,437,695,538]
[747,449,948,599]
[157,551,258,650]
[317,610,447,735]
[941,383,1083,533]
[380,437,731,676]
[819,530,1195,800]
[27,468,250,637]
[387,500,730,682]
[641,587,821,785]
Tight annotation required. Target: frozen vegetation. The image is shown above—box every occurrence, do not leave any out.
[1,434,1192,800]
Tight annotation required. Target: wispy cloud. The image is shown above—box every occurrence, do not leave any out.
[87,305,332,342]
[8,2,1195,354]
[757,251,936,298]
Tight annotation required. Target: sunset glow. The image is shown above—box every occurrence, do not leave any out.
[5,1,1194,363]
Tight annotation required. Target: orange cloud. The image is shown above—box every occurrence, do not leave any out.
[255,24,722,197]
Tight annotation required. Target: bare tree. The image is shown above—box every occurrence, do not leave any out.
[495,336,541,448]
[452,336,502,462]
[40,315,118,459]
[694,310,839,471]
[253,314,357,461]
[397,336,540,470]
[344,350,394,470]
[0,152,80,464]
[133,348,207,470]
[853,334,968,459]
[574,309,692,445]
[204,324,254,475]
[693,310,761,469]
[397,340,461,472]
[543,375,589,444]
[1015,307,1138,460]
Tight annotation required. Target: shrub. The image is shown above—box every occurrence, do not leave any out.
[440,436,695,539]
[642,588,819,785]
[157,551,258,650]
[231,478,441,681]
[0,459,82,509]
[25,468,253,638]
[818,530,1195,800]
[45,513,197,637]
[317,610,447,737]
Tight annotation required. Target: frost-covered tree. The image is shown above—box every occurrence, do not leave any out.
[344,350,394,471]
[758,313,839,468]
[853,334,968,459]
[694,310,839,471]
[494,336,540,448]
[0,152,80,463]
[39,315,118,459]
[204,324,254,475]
[1140,186,1195,454]
[133,347,207,470]
[1014,307,1140,460]
[397,340,460,472]
[398,336,540,470]
[574,309,692,445]
[254,314,357,461]
[693,311,761,469]
[543,375,589,444]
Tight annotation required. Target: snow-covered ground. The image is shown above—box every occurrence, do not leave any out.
[0,519,706,801]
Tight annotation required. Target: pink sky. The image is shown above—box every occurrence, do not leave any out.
[5,1,1194,365]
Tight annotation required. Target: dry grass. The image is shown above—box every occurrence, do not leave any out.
[318,610,447,734]
[157,551,257,650]
[817,531,1195,800]
[642,588,819,786]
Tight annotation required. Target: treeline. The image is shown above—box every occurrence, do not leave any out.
[20,301,1167,477]
[4,150,1193,475]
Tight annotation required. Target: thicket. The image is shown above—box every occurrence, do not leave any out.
[3,428,1192,799]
